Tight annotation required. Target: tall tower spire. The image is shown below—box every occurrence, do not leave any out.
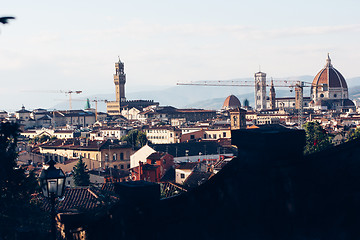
[269,79,276,110]
[114,58,126,108]
[254,71,267,111]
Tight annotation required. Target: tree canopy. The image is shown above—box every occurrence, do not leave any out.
[29,134,57,144]
[73,156,90,186]
[303,121,332,155]
[0,122,47,238]
[121,130,148,148]
[347,127,360,141]
[243,99,250,107]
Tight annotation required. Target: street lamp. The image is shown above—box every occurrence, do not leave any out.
[39,159,66,240]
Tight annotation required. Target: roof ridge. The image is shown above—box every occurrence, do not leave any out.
[87,188,99,199]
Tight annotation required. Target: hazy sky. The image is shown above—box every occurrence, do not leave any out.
[1,0,360,111]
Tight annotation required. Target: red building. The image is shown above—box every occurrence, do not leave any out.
[134,152,174,182]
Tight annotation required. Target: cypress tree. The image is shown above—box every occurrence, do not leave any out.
[73,156,90,186]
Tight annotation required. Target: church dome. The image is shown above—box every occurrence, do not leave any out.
[312,54,347,89]
[222,95,241,110]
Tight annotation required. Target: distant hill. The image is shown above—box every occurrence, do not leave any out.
[53,75,360,111]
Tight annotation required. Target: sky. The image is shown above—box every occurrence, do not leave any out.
[1,0,360,111]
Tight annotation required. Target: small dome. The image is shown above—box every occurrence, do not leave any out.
[222,95,241,110]
[343,99,355,107]
[312,54,347,89]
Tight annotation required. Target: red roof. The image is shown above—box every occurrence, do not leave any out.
[42,188,101,212]
[312,55,347,89]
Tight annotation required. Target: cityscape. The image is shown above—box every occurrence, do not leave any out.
[1,1,360,240]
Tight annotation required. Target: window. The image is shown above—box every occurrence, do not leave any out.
[320,94,324,98]
[88,153,90,159]
[180,173,185,179]
[190,135,195,139]
[120,165,124,169]
[223,132,226,137]
[233,116,237,126]
[334,94,337,98]
[113,153,117,161]
[120,152,124,160]
[105,154,109,161]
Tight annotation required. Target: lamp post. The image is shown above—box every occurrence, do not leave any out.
[39,159,66,240]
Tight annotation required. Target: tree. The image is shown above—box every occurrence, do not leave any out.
[347,127,360,141]
[0,122,47,238]
[39,134,50,143]
[303,121,332,155]
[121,130,148,148]
[243,99,250,108]
[29,134,55,144]
[73,156,90,186]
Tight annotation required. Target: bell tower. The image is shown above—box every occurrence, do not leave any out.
[255,71,267,111]
[114,58,126,107]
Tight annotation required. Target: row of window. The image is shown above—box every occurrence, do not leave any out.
[74,152,127,161]
[104,152,125,161]
[113,164,130,170]
[318,93,346,98]
[203,132,227,139]
[147,129,169,133]
[148,135,167,139]
[189,132,227,140]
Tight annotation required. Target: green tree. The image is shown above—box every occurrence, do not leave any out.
[50,135,58,141]
[29,134,55,144]
[0,122,47,238]
[243,99,250,107]
[121,130,148,148]
[73,156,90,186]
[39,134,50,142]
[303,121,332,155]
[347,127,360,141]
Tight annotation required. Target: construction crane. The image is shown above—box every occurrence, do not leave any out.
[21,89,82,110]
[92,98,108,121]
[177,80,315,127]
[59,90,82,110]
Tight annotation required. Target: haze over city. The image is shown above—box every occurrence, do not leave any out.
[1,0,360,111]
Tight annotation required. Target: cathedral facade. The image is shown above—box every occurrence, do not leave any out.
[257,54,355,112]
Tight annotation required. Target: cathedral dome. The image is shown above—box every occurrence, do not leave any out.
[222,95,241,110]
[312,54,347,89]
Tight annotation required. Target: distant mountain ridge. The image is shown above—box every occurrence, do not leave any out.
[53,76,360,111]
